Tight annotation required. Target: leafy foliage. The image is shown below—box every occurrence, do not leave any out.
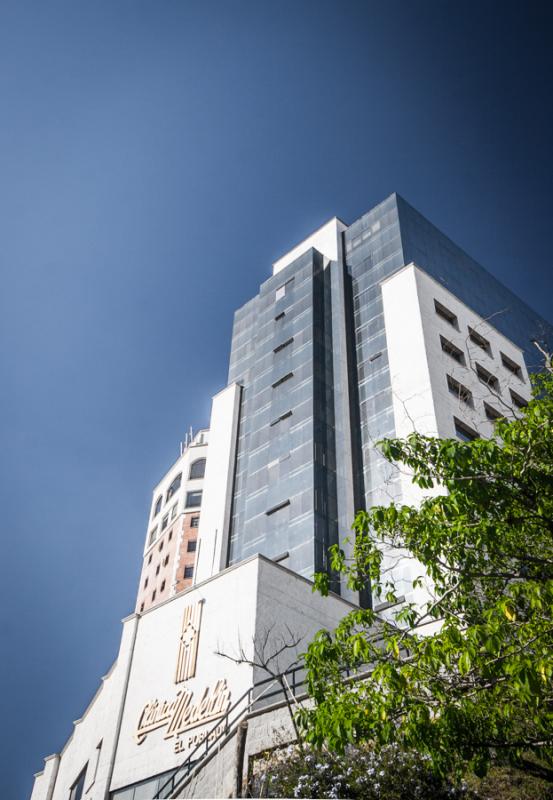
[299,361,553,778]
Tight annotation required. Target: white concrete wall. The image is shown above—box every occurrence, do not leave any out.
[32,618,138,800]
[380,263,531,609]
[110,558,259,792]
[30,555,357,800]
[194,383,242,583]
[253,557,357,684]
[272,217,346,275]
[30,754,59,800]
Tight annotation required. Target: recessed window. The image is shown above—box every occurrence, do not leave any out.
[161,514,168,531]
[440,336,465,365]
[369,351,382,362]
[510,390,527,410]
[185,490,203,508]
[152,590,156,602]
[163,554,169,566]
[166,473,182,503]
[187,539,197,552]
[272,372,294,389]
[160,580,166,592]
[170,504,177,520]
[501,352,523,379]
[139,603,144,613]
[144,577,148,589]
[270,409,293,427]
[468,327,492,355]
[190,516,200,528]
[266,499,291,516]
[447,375,473,406]
[476,362,499,392]
[434,299,458,328]
[189,458,206,480]
[484,402,502,422]
[155,564,160,576]
[168,530,173,541]
[158,539,164,552]
[69,765,88,800]
[273,337,294,354]
[87,740,102,791]
[275,311,286,321]
[153,496,162,518]
[184,565,194,579]
[275,278,294,302]
[454,417,479,442]
[148,528,157,546]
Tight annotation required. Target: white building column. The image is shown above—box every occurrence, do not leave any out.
[195,383,242,583]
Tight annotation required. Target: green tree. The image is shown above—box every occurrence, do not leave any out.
[299,352,553,778]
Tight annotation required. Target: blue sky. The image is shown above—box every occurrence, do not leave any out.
[2,1,552,796]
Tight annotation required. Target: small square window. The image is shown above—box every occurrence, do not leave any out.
[187,539,197,552]
[273,337,294,354]
[454,417,479,441]
[510,390,527,410]
[475,363,499,392]
[501,352,523,379]
[184,565,194,579]
[447,375,473,406]
[468,327,492,355]
[272,372,294,389]
[186,491,203,508]
[484,402,502,422]
[266,499,291,516]
[190,516,200,528]
[440,336,465,365]
[434,299,458,328]
[270,409,293,427]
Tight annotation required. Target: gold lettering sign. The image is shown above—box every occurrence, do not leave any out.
[135,680,231,744]
[134,600,232,747]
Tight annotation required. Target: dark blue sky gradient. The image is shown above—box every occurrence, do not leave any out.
[2,2,552,796]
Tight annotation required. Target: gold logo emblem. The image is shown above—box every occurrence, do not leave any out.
[134,599,232,747]
[175,601,202,684]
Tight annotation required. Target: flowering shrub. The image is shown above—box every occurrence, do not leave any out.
[250,742,479,799]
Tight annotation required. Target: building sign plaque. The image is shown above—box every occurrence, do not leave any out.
[134,600,232,747]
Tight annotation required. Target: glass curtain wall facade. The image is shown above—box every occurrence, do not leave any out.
[226,193,553,597]
[227,249,339,581]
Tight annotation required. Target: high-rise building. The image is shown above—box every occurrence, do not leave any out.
[195,193,551,606]
[31,194,552,800]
